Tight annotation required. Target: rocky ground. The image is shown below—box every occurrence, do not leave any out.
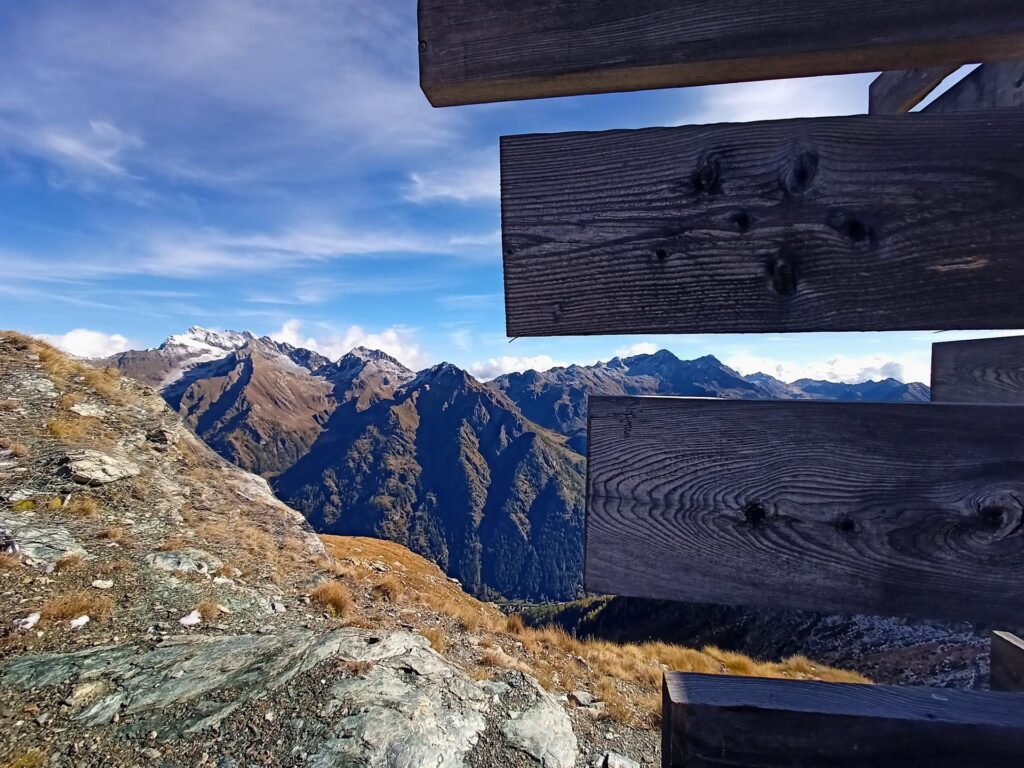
[0,332,863,767]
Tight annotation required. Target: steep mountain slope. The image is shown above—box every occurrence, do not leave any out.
[492,350,929,452]
[275,363,585,601]
[163,339,336,478]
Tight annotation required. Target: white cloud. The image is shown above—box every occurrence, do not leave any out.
[468,355,568,381]
[615,342,658,358]
[270,319,429,370]
[684,74,873,125]
[406,157,499,204]
[724,353,930,385]
[35,328,135,359]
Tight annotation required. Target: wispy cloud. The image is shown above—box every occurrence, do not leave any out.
[468,355,569,381]
[406,155,499,204]
[724,352,930,385]
[270,318,430,369]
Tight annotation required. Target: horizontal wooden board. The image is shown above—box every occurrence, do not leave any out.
[931,335,1024,404]
[991,631,1024,692]
[418,0,1024,106]
[869,66,957,113]
[663,672,1024,767]
[925,61,1024,112]
[502,110,1024,336]
[585,397,1024,624]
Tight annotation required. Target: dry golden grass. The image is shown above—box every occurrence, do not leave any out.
[371,574,402,602]
[96,558,133,575]
[0,399,18,412]
[40,590,114,621]
[0,552,22,570]
[46,416,96,442]
[54,553,84,573]
[157,536,189,552]
[10,499,35,512]
[56,392,81,409]
[310,580,354,617]
[319,535,868,727]
[2,750,46,768]
[98,526,129,544]
[505,613,525,634]
[0,438,29,457]
[337,659,374,675]
[195,601,222,621]
[420,626,450,653]
[82,366,125,403]
[66,495,99,517]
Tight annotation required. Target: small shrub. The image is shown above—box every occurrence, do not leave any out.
[66,496,99,517]
[11,499,35,512]
[310,580,354,617]
[421,626,450,653]
[371,574,402,602]
[40,590,113,621]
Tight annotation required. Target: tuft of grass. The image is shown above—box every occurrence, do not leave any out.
[66,495,99,517]
[2,750,46,768]
[47,416,95,443]
[0,552,23,570]
[82,366,124,402]
[0,437,29,458]
[98,526,129,544]
[96,558,133,575]
[338,659,374,675]
[56,393,81,409]
[195,601,222,621]
[505,613,526,635]
[11,499,36,512]
[54,553,84,573]
[40,590,113,621]
[310,580,354,617]
[371,574,402,602]
[420,626,450,653]
[0,399,18,412]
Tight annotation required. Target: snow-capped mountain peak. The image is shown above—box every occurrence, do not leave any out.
[163,326,254,354]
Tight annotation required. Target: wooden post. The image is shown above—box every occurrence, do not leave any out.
[663,672,1024,767]
[991,631,1024,693]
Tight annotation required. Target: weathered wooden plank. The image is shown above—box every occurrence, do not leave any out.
[418,0,1024,106]
[585,396,1024,624]
[869,66,957,113]
[991,631,1024,692]
[502,110,1024,336]
[925,61,1024,112]
[931,335,1024,404]
[662,672,1024,767]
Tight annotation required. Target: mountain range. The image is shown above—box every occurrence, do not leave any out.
[106,327,929,600]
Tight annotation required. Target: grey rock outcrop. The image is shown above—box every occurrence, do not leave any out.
[64,449,140,485]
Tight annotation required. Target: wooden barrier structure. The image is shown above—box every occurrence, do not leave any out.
[419,2,1024,764]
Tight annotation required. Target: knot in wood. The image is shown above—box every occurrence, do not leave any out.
[783,150,819,195]
[692,154,722,195]
[768,254,798,296]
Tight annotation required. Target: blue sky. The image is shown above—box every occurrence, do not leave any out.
[0,1,1010,383]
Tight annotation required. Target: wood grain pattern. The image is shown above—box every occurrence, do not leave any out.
[925,61,1024,113]
[585,397,1024,624]
[869,66,957,113]
[501,110,1024,336]
[417,0,1024,106]
[991,631,1024,692]
[931,335,1024,404]
[663,672,1024,767]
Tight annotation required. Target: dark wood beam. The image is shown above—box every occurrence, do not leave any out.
[585,396,1024,624]
[925,61,1024,112]
[869,66,957,113]
[418,0,1024,106]
[931,335,1024,404]
[501,109,1024,336]
[991,631,1024,692]
[662,672,1024,767]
